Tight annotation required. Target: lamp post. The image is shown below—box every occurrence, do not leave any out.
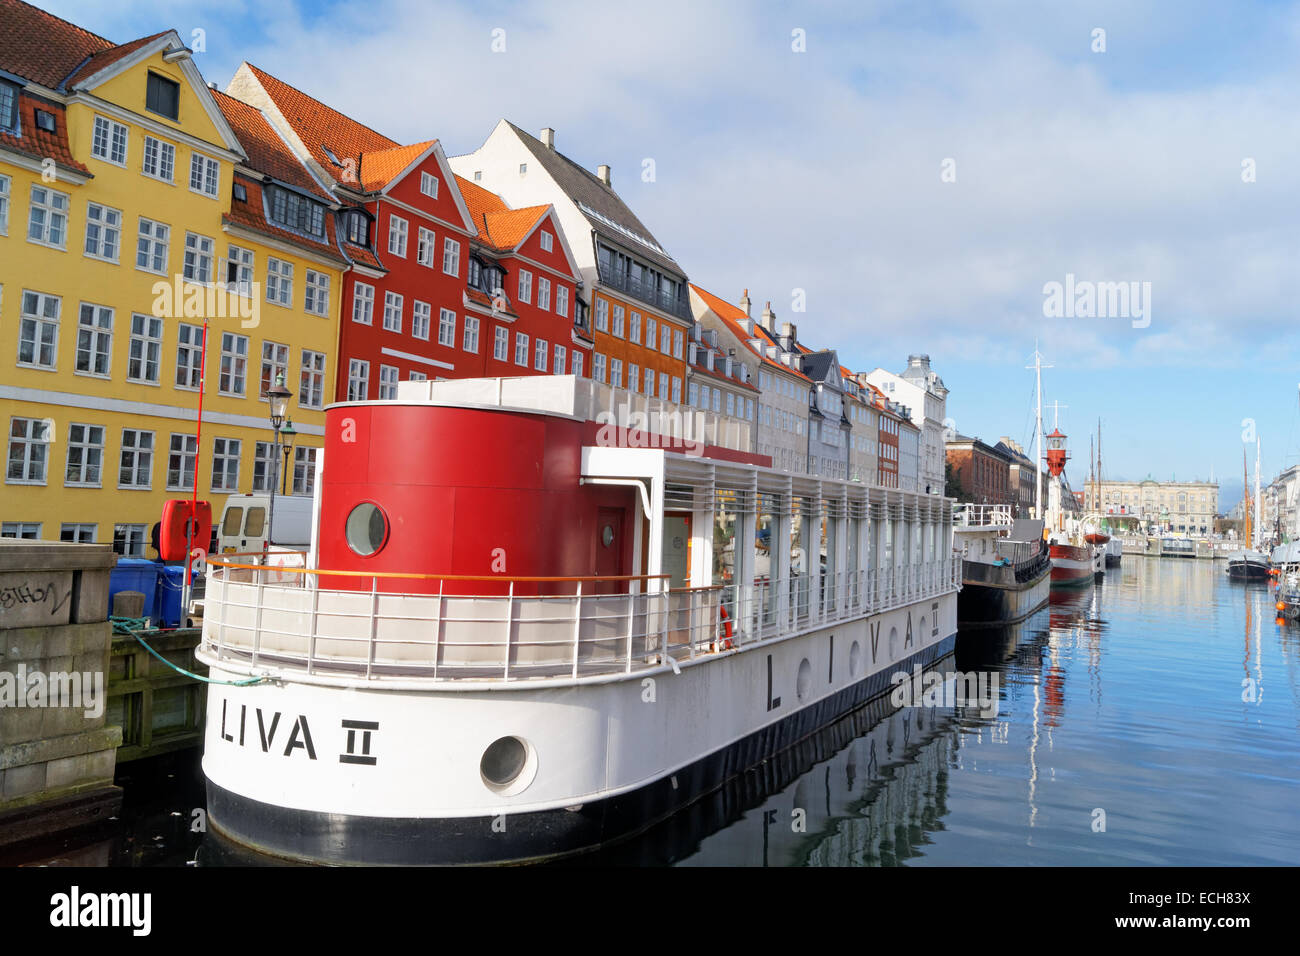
[266,374,291,553]
[280,418,297,495]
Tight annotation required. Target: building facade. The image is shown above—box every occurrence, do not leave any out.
[451,123,688,403]
[865,354,948,496]
[994,437,1039,517]
[945,435,1014,507]
[0,7,337,552]
[1083,477,1219,535]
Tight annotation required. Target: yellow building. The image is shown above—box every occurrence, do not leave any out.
[0,4,344,554]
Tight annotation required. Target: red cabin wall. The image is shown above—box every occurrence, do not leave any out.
[319,404,635,594]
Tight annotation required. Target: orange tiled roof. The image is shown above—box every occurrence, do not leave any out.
[358,141,434,192]
[455,175,549,252]
[0,0,115,89]
[223,174,345,264]
[64,31,169,88]
[213,89,332,201]
[690,284,811,382]
[0,93,88,174]
[240,62,400,187]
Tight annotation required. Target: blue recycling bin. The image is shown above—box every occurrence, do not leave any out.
[108,558,161,621]
[156,564,187,628]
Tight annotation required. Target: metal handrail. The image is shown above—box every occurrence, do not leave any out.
[201,559,959,682]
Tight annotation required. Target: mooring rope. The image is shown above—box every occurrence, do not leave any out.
[109,617,269,687]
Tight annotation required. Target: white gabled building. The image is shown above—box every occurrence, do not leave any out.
[866,355,949,496]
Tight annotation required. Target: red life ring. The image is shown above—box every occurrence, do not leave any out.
[717,605,735,651]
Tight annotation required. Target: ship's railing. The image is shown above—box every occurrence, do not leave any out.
[200,557,959,682]
[953,504,1014,528]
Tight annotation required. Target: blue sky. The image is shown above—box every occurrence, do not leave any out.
[38,0,1300,506]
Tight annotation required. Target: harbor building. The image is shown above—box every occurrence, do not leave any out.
[865,354,948,496]
[945,435,1015,507]
[0,4,336,551]
[1082,477,1219,535]
[451,123,689,403]
[993,438,1039,518]
[842,373,880,485]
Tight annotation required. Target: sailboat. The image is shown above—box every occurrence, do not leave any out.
[1228,440,1270,580]
[1093,421,1123,567]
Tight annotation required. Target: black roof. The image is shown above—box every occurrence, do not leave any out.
[800,350,842,387]
[508,122,685,278]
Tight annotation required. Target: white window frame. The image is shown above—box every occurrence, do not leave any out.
[74,302,113,378]
[555,284,569,318]
[463,315,480,353]
[352,282,374,325]
[537,276,551,312]
[210,437,240,493]
[182,231,215,284]
[219,332,249,396]
[292,446,318,496]
[571,352,584,378]
[0,173,9,236]
[226,243,255,296]
[534,338,548,372]
[442,237,460,276]
[65,423,105,488]
[378,364,399,400]
[127,313,163,385]
[437,308,456,348]
[166,433,198,491]
[135,217,169,275]
[514,332,529,367]
[518,269,532,304]
[90,115,129,166]
[539,230,553,252]
[266,257,294,307]
[304,269,330,317]
[592,352,606,383]
[26,184,69,249]
[189,151,221,198]
[388,214,408,257]
[420,171,439,198]
[141,135,176,183]
[6,416,50,485]
[416,226,436,267]
[595,297,608,332]
[411,300,431,340]
[299,349,327,409]
[383,291,404,333]
[493,326,508,361]
[347,358,369,401]
[259,341,289,400]
[553,344,565,375]
[119,428,155,490]
[610,357,622,388]
[83,202,122,263]
[175,322,204,391]
[18,290,60,370]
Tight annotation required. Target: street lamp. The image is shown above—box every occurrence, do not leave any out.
[280,418,297,495]
[266,373,291,552]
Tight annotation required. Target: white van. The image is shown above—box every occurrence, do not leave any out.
[218,494,313,554]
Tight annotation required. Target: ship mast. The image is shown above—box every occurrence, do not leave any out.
[1027,345,1051,520]
[1254,438,1262,551]
[1243,448,1252,548]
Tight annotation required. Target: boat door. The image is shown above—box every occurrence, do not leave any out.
[662,512,692,589]
[595,507,627,594]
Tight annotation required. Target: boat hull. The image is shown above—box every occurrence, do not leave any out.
[958,558,1052,628]
[200,596,958,865]
[1050,543,1095,587]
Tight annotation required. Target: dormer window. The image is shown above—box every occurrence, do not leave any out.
[468,258,482,289]
[145,72,180,121]
[33,109,55,133]
[323,146,343,167]
[0,82,18,132]
[343,208,369,246]
[232,183,248,202]
[267,185,325,237]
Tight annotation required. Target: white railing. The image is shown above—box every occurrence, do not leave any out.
[953,504,1014,528]
[200,558,959,683]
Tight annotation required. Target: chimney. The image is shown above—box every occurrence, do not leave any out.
[761,300,776,331]
[597,164,611,186]
[739,288,752,317]
[540,128,555,149]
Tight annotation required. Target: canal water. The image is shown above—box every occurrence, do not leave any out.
[7,556,1298,867]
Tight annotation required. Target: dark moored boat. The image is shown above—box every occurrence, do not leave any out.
[954,510,1053,627]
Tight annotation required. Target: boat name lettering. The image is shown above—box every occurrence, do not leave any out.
[220,699,379,765]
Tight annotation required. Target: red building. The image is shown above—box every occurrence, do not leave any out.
[455,176,588,378]
[224,63,586,401]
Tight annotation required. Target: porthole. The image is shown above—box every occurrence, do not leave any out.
[796,658,812,700]
[601,524,615,548]
[480,735,538,796]
[849,640,861,676]
[345,502,388,557]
